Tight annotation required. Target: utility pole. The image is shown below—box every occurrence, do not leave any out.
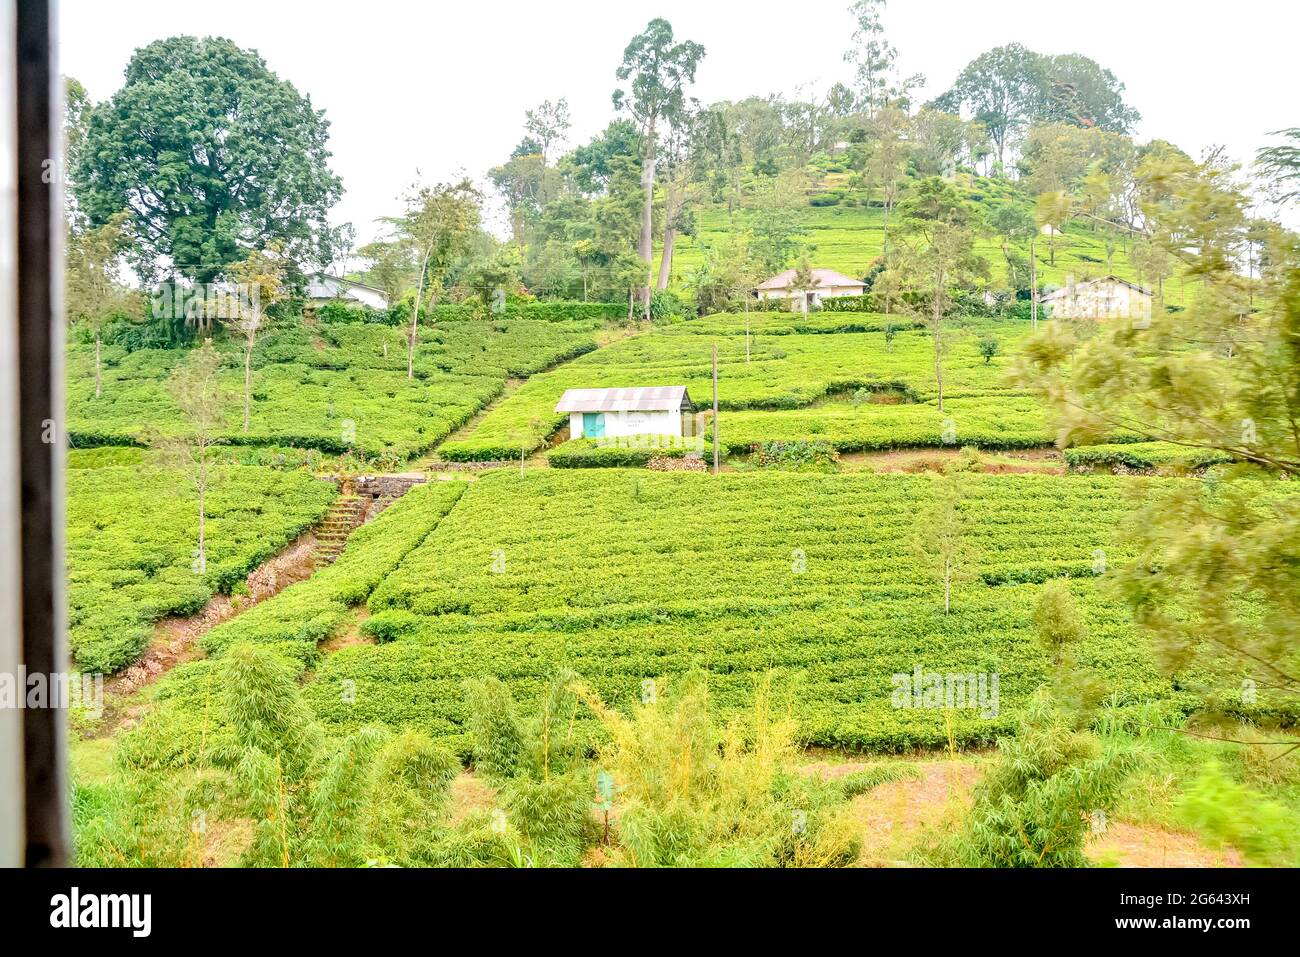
[1030,234,1038,331]
[712,343,720,475]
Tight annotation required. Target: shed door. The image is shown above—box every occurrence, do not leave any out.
[583,412,605,438]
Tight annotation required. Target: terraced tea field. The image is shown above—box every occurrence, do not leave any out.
[67,464,337,673]
[67,317,603,460]
[441,312,1050,461]
[280,471,1195,752]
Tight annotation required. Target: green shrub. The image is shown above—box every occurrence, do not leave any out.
[361,609,423,643]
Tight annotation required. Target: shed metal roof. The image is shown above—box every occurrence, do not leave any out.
[555,386,693,413]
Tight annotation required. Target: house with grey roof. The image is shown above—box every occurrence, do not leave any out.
[555,386,694,440]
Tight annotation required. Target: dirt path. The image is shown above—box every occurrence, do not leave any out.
[799,751,1240,868]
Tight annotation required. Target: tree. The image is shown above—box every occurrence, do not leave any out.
[65,211,136,397]
[932,44,1046,171]
[357,238,415,307]
[987,202,1036,295]
[789,256,817,315]
[73,36,343,283]
[524,98,571,205]
[748,171,807,276]
[978,336,1001,365]
[911,475,974,614]
[862,106,908,258]
[155,340,225,575]
[395,180,481,378]
[227,246,287,433]
[843,0,922,115]
[1013,155,1300,717]
[892,178,990,412]
[1255,127,1300,206]
[1034,190,1071,266]
[613,18,706,321]
[1034,578,1087,664]
[1038,53,1140,133]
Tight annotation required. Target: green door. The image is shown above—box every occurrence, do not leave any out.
[583,412,605,438]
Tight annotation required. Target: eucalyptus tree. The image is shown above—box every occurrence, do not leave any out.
[613,18,705,321]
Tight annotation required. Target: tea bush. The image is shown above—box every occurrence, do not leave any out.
[67,465,336,673]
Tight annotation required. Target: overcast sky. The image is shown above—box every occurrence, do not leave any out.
[59,0,1296,249]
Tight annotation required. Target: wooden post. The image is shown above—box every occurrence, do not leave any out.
[712,344,720,475]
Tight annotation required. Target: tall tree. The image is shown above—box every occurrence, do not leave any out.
[394,180,481,378]
[613,18,705,321]
[891,178,989,412]
[74,36,344,283]
[156,340,226,576]
[227,245,286,433]
[932,43,1046,171]
[1034,191,1072,266]
[843,0,923,115]
[524,98,571,205]
[862,106,908,259]
[1038,53,1141,133]
[911,475,975,614]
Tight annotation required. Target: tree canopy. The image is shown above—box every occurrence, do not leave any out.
[73,36,344,284]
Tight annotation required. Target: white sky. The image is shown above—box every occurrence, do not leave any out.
[59,0,1298,249]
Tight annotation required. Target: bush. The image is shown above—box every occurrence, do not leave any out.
[361,609,423,643]
[547,435,701,468]
[751,440,839,471]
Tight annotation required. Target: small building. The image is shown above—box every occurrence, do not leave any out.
[556,386,694,440]
[755,268,866,312]
[305,273,389,311]
[1040,276,1152,321]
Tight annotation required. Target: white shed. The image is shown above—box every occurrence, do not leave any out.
[556,386,694,440]
[305,273,390,311]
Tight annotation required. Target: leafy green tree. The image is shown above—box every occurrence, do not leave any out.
[1034,190,1071,266]
[73,36,343,283]
[395,180,481,377]
[932,43,1046,171]
[613,18,706,321]
[747,171,807,277]
[1038,53,1141,133]
[1034,578,1087,664]
[891,178,990,412]
[910,475,975,614]
[1014,154,1300,713]
[862,106,909,257]
[843,0,922,115]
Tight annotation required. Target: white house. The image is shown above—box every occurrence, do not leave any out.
[305,273,390,311]
[755,268,866,312]
[556,386,694,440]
[1040,276,1152,321]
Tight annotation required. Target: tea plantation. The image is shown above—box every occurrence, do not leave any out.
[67,464,336,673]
[441,312,1052,460]
[67,316,604,460]
[273,470,1205,753]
